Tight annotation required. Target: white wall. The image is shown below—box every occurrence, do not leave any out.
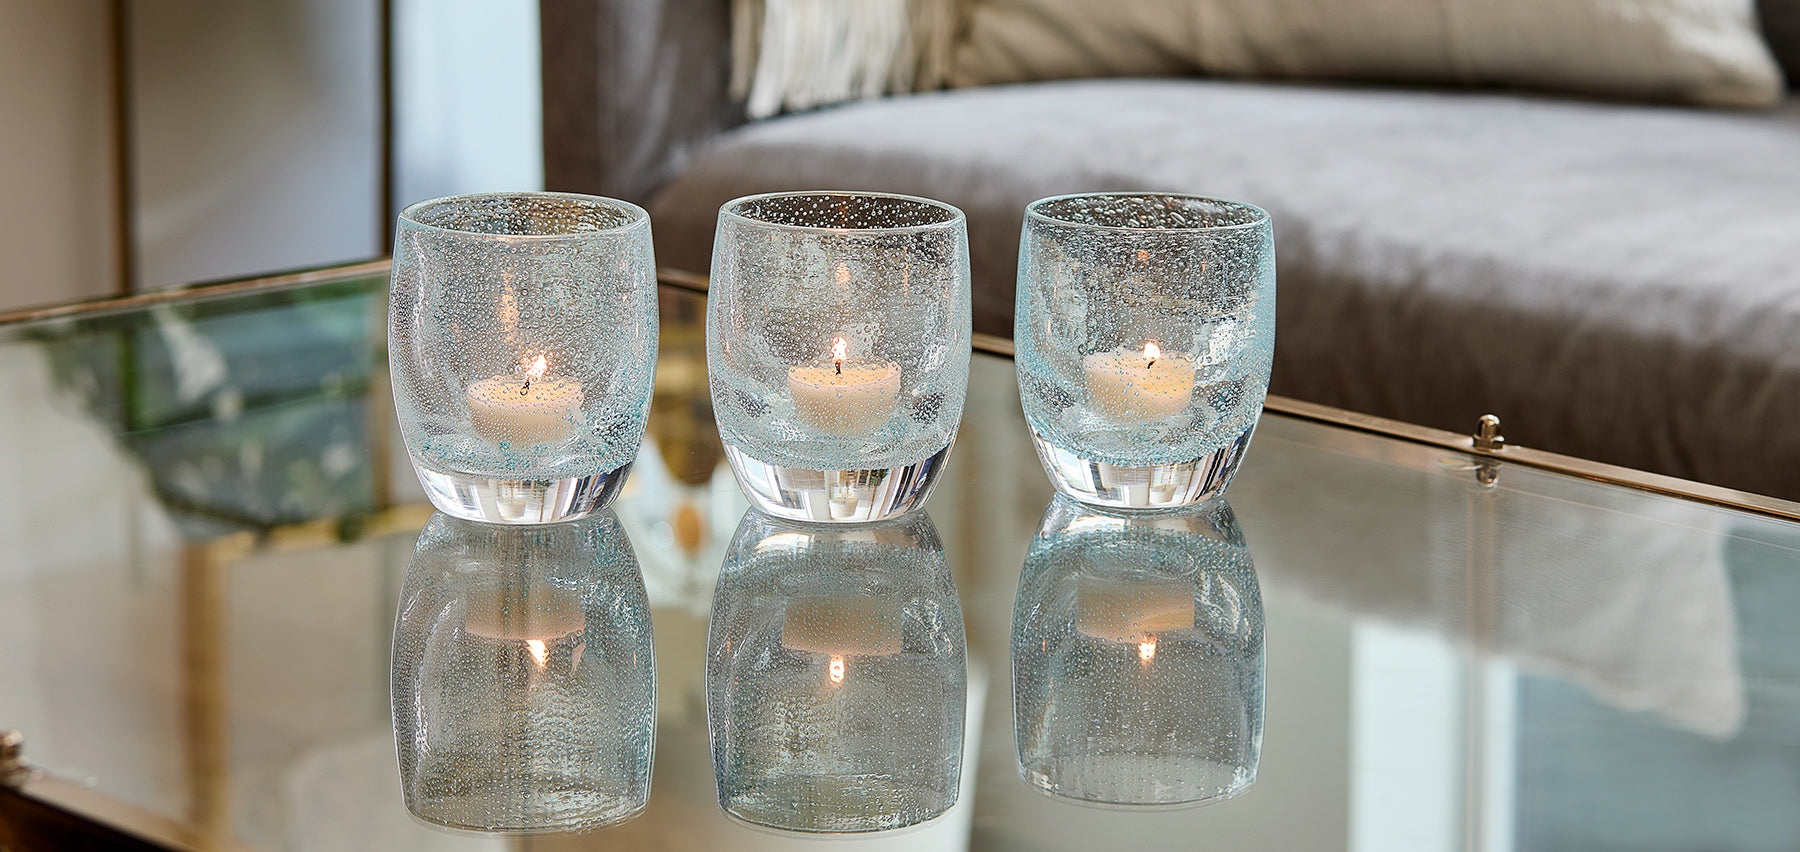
[0,0,118,311]
[392,0,542,210]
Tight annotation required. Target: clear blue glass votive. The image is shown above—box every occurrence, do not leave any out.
[390,192,658,524]
[707,192,972,523]
[1015,193,1275,510]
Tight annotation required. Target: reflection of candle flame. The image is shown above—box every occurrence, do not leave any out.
[1143,341,1161,368]
[1138,638,1157,665]
[829,655,845,684]
[831,337,847,375]
[835,262,851,288]
[526,639,549,669]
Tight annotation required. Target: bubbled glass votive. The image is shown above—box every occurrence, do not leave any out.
[390,192,657,524]
[1013,496,1264,807]
[391,511,655,833]
[707,192,971,523]
[1015,193,1274,510]
[707,509,966,833]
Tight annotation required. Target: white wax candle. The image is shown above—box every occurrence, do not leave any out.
[780,595,903,656]
[1083,341,1196,423]
[787,337,901,435]
[1074,575,1195,643]
[467,355,585,445]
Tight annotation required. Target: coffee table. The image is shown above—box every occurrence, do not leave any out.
[3,262,1797,849]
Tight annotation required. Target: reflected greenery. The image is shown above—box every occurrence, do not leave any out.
[16,272,388,535]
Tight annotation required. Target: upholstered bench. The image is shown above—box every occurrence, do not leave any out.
[541,0,1800,500]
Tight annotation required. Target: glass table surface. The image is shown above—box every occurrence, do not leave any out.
[3,263,1799,850]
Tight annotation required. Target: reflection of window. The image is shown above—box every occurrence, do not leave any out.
[1350,623,1518,852]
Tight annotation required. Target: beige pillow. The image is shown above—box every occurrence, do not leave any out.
[951,0,1786,107]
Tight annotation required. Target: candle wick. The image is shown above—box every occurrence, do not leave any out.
[1146,357,1157,368]
[520,377,532,395]
[835,360,842,376]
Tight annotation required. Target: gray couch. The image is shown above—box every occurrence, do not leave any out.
[541,0,1800,501]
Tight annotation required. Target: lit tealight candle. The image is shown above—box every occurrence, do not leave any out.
[467,354,585,445]
[787,337,902,435]
[1083,341,1196,423]
[1074,575,1195,643]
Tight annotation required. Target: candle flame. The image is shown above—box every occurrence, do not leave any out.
[521,354,548,394]
[829,655,846,684]
[1143,341,1162,367]
[526,639,549,669]
[1138,638,1157,665]
[831,337,848,363]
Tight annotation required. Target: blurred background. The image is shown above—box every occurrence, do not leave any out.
[0,0,541,312]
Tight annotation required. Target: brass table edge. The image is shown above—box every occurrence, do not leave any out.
[0,259,394,327]
[1263,396,1800,524]
[3,769,241,852]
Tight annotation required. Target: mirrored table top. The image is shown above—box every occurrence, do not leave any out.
[3,263,1799,850]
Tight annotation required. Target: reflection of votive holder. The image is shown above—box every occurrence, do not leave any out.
[1030,426,1254,511]
[392,511,656,833]
[707,509,966,833]
[1013,496,1264,808]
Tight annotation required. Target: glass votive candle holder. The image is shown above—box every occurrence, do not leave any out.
[1012,496,1264,808]
[391,511,656,833]
[707,191,971,523]
[707,509,967,833]
[1015,193,1275,510]
[390,191,658,525]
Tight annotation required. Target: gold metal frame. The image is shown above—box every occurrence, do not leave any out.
[0,260,392,328]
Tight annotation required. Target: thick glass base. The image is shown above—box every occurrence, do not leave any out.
[414,461,631,524]
[1030,427,1254,511]
[722,443,952,523]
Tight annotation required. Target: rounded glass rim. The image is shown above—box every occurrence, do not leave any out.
[719,190,966,235]
[397,191,650,239]
[1025,192,1270,233]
